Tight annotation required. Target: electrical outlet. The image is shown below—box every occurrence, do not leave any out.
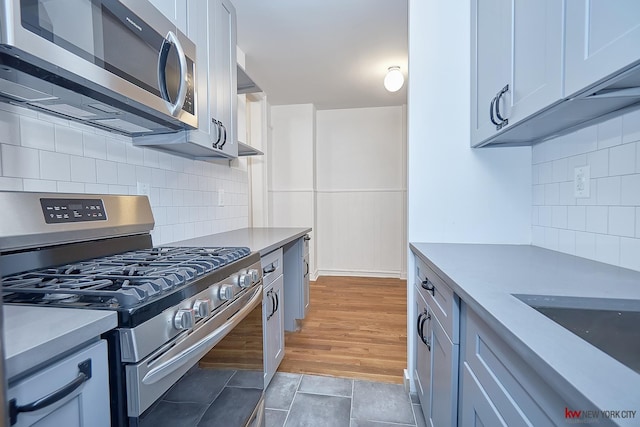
[137,182,151,200]
[218,189,225,207]
[574,166,590,198]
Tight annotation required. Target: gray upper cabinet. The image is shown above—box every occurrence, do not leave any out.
[188,0,238,158]
[471,0,563,147]
[137,0,238,159]
[565,0,640,97]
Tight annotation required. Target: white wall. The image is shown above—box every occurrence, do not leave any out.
[406,0,532,390]
[269,104,317,274]
[316,106,406,278]
[0,103,249,245]
[532,112,640,272]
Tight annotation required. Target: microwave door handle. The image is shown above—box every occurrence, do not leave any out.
[141,285,262,385]
[157,31,188,117]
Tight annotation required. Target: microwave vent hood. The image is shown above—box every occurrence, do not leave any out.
[0,49,183,136]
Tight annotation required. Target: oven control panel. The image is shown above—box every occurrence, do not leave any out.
[40,198,107,224]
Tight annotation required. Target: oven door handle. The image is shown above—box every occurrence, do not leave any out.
[142,285,262,385]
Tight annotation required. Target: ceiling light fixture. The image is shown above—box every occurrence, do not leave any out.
[384,66,404,92]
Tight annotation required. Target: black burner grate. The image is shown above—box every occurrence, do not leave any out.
[0,246,250,309]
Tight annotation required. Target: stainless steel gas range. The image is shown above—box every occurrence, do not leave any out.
[0,191,265,427]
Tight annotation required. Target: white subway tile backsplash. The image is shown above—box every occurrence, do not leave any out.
[85,183,110,194]
[107,139,127,163]
[595,234,620,265]
[544,183,560,205]
[558,182,576,205]
[539,162,553,184]
[567,206,586,231]
[126,144,144,166]
[54,126,84,156]
[609,206,635,237]
[595,176,621,205]
[621,175,640,205]
[620,238,640,271]
[70,156,97,183]
[575,231,596,259]
[609,143,636,176]
[552,158,568,182]
[533,117,640,271]
[587,149,608,178]
[0,177,23,191]
[622,108,640,144]
[0,111,20,146]
[57,182,85,193]
[40,151,71,181]
[558,229,576,255]
[551,206,568,228]
[0,107,249,246]
[2,144,39,179]
[23,179,56,192]
[83,133,107,159]
[96,160,118,184]
[117,163,136,186]
[20,116,55,151]
[597,116,623,149]
[532,164,540,184]
[586,206,608,233]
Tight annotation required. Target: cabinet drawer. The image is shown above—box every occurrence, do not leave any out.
[261,248,283,287]
[415,257,459,344]
[462,305,569,426]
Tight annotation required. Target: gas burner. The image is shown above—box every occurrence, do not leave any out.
[0,246,251,309]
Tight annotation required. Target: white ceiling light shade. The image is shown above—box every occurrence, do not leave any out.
[384,66,404,92]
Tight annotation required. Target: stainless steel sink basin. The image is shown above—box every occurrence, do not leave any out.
[514,295,640,375]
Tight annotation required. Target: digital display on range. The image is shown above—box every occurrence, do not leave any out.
[40,198,107,224]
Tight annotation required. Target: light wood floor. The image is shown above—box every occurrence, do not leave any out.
[278,276,407,384]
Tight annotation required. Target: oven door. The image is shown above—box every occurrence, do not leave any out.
[126,284,264,427]
[3,0,196,127]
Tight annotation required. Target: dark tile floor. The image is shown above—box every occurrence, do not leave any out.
[265,373,427,427]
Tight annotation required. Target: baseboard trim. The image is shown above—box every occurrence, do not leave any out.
[316,269,404,279]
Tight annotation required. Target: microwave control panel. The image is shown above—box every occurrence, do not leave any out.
[40,198,107,224]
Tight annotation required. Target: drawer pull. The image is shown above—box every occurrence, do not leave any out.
[421,279,436,296]
[263,265,276,274]
[9,359,92,425]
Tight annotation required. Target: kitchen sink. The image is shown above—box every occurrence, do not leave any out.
[514,295,640,375]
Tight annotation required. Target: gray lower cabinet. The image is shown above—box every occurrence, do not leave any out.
[414,256,459,427]
[283,236,310,331]
[459,303,570,426]
[262,248,284,387]
[7,340,110,427]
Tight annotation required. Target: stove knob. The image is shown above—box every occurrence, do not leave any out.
[248,269,259,282]
[193,299,212,319]
[238,273,252,288]
[173,309,195,331]
[219,284,235,301]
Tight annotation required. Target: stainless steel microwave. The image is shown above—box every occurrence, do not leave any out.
[0,0,197,136]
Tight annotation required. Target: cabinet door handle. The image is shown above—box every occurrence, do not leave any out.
[266,290,276,320]
[421,279,435,296]
[219,122,228,149]
[423,311,432,351]
[417,309,431,351]
[489,96,500,126]
[303,235,311,241]
[9,359,92,425]
[212,119,222,149]
[495,84,509,125]
[274,292,279,314]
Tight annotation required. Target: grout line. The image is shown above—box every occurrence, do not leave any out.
[280,373,304,427]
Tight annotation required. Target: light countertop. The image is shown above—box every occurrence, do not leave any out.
[410,243,640,424]
[3,305,117,382]
[171,227,311,256]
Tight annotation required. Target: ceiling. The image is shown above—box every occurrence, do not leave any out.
[231,0,408,110]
